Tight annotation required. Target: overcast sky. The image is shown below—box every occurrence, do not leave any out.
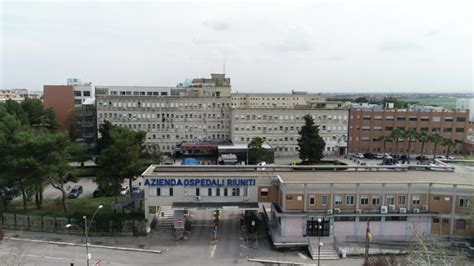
[1,0,472,93]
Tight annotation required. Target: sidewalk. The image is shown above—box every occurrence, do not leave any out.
[3,228,176,251]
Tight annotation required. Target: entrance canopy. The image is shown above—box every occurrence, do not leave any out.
[172,201,259,210]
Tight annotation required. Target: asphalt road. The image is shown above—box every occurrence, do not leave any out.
[1,209,365,265]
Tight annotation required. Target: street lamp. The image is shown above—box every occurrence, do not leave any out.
[66,205,103,266]
[317,218,322,266]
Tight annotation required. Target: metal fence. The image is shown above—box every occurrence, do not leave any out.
[0,213,147,236]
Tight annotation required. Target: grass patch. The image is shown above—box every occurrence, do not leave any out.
[71,167,100,178]
[1,197,114,217]
[399,97,457,110]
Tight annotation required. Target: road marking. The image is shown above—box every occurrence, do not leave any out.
[0,251,86,262]
[209,244,217,259]
[239,244,249,249]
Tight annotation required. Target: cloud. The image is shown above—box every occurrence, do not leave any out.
[202,19,231,31]
[377,41,422,52]
[424,30,440,37]
[263,25,314,53]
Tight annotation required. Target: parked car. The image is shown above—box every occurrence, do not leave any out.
[374,153,383,159]
[93,185,113,197]
[120,185,129,196]
[364,153,375,159]
[353,153,364,159]
[415,155,429,161]
[382,156,398,166]
[132,185,142,195]
[67,185,83,198]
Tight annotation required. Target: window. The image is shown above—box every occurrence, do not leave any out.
[360,196,369,205]
[260,187,269,197]
[321,195,328,205]
[208,188,212,196]
[196,188,200,197]
[297,195,303,201]
[459,197,470,208]
[386,195,395,205]
[434,196,440,200]
[334,195,342,205]
[372,196,380,205]
[456,117,466,122]
[74,91,82,97]
[433,218,440,224]
[286,195,293,200]
[309,195,316,205]
[223,188,228,196]
[456,219,466,230]
[156,187,173,196]
[216,188,221,196]
[456,128,464,133]
[398,195,406,205]
[412,195,420,205]
[83,91,91,97]
[346,195,355,205]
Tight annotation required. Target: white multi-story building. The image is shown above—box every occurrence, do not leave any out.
[96,74,232,153]
[95,74,348,156]
[230,108,348,156]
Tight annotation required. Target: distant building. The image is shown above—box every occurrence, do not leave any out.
[0,89,42,102]
[456,98,474,122]
[348,108,471,156]
[43,79,95,131]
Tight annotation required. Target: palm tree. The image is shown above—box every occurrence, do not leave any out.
[442,138,456,158]
[389,128,404,161]
[416,131,429,162]
[404,128,417,163]
[430,132,443,160]
[381,135,392,154]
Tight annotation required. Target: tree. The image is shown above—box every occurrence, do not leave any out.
[430,132,443,160]
[297,114,325,164]
[66,142,90,168]
[404,128,417,163]
[442,138,456,158]
[389,128,404,160]
[96,120,114,154]
[417,131,430,162]
[21,98,58,130]
[65,106,82,141]
[97,125,145,198]
[247,137,267,164]
[381,135,392,154]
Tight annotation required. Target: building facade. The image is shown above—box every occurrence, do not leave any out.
[94,74,347,156]
[142,165,474,247]
[231,108,348,156]
[456,98,474,122]
[348,108,471,156]
[95,75,232,153]
[43,85,75,131]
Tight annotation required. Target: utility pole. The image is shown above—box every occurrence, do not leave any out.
[364,218,371,265]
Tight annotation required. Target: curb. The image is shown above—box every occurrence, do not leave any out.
[4,237,162,254]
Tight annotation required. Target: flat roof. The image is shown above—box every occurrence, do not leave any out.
[142,165,474,186]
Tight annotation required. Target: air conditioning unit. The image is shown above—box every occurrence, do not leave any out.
[356,209,362,214]
[399,208,407,214]
[422,205,428,211]
[334,208,341,214]
[327,209,333,214]
[196,196,201,201]
[388,205,396,211]
[413,208,420,214]
[380,206,388,214]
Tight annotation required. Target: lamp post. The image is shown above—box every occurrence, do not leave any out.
[66,205,103,266]
[317,218,322,266]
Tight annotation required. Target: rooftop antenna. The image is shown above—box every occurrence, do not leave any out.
[223,60,226,74]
